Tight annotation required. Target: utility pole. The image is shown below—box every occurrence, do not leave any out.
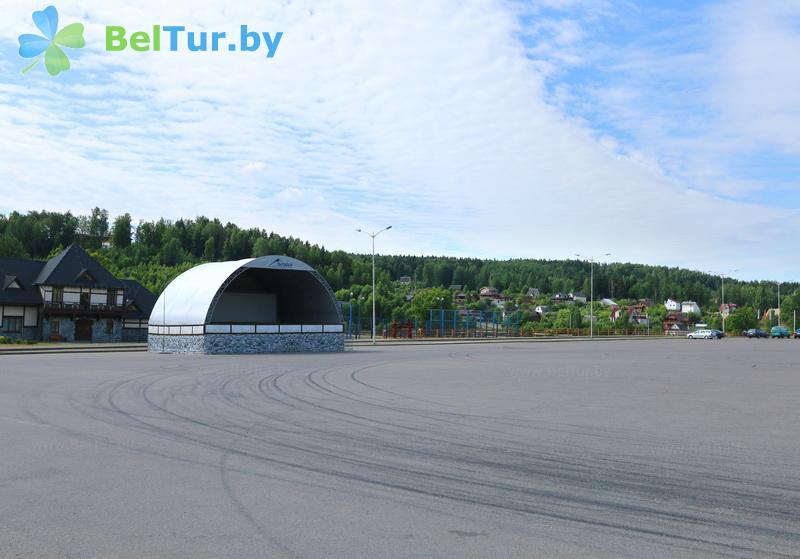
[576,253,611,338]
[356,226,392,343]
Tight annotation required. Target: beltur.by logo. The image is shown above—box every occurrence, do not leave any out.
[106,25,283,57]
[17,5,284,78]
[18,5,85,76]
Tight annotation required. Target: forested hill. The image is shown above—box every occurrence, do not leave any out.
[0,209,795,314]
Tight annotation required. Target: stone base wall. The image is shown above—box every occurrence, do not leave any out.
[91,319,123,343]
[148,333,345,354]
[41,317,124,343]
[0,326,40,342]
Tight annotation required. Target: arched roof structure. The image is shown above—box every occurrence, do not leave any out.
[149,255,342,326]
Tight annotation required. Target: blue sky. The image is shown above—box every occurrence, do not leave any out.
[1,0,798,281]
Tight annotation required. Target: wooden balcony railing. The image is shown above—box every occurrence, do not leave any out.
[44,301,127,317]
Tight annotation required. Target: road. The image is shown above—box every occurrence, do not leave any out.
[1,339,799,558]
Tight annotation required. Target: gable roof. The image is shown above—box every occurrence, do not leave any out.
[0,257,46,306]
[34,244,124,289]
[121,279,157,319]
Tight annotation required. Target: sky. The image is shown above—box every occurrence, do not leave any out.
[1,0,798,281]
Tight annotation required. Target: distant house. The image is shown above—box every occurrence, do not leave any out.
[601,298,617,307]
[628,301,649,315]
[664,298,681,311]
[681,301,701,315]
[637,298,655,308]
[534,305,549,315]
[663,312,689,334]
[629,311,650,326]
[720,303,737,317]
[453,292,468,305]
[526,288,540,298]
[448,284,462,291]
[479,287,500,299]
[399,276,412,284]
[552,292,570,302]
[613,307,649,325]
[570,291,587,304]
[763,308,781,321]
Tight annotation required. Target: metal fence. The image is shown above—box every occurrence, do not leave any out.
[338,304,523,339]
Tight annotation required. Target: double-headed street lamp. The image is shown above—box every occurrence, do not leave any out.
[356,225,392,343]
[575,252,611,338]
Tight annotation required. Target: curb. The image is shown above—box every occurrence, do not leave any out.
[0,336,689,355]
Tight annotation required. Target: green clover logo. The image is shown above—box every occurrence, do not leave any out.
[18,6,85,76]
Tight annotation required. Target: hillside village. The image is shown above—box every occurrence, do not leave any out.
[389,282,785,335]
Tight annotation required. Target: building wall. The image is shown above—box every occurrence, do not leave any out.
[0,326,39,341]
[0,305,41,341]
[122,328,148,342]
[91,319,123,343]
[40,317,124,342]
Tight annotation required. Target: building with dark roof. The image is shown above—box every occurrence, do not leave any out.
[0,244,156,342]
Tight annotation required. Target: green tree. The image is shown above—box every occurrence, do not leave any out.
[725,306,759,333]
[111,213,132,248]
[203,236,216,261]
[159,238,183,266]
[87,207,109,244]
[408,287,452,322]
[0,234,28,258]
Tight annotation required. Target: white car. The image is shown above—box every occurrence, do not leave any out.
[687,329,716,339]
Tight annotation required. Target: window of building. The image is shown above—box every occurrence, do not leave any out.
[2,317,22,333]
[50,320,60,335]
[105,320,114,335]
[52,287,63,303]
[107,290,116,306]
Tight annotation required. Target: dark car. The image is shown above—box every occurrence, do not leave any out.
[709,329,724,339]
[795,328,800,339]
[744,329,769,338]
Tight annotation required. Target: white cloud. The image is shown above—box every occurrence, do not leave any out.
[0,0,798,281]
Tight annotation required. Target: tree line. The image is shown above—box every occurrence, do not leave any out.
[0,209,796,324]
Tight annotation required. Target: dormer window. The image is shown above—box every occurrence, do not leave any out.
[3,275,22,289]
[76,269,95,282]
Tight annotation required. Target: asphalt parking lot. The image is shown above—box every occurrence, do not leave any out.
[1,338,798,558]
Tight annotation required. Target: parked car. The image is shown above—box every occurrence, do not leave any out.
[687,329,716,339]
[795,329,800,339]
[770,326,790,338]
[744,329,769,338]
[709,329,724,339]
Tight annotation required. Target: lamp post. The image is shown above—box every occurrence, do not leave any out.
[709,269,739,334]
[356,225,392,343]
[575,252,611,338]
[776,281,783,327]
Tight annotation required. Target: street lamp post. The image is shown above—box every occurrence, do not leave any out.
[576,253,611,338]
[710,269,739,334]
[777,281,783,327]
[356,226,392,343]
